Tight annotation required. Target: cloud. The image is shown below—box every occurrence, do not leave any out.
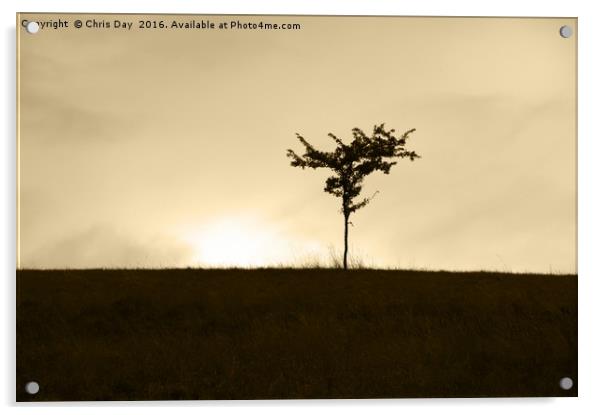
[23,225,194,269]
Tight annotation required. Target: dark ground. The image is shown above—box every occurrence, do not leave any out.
[16,268,577,401]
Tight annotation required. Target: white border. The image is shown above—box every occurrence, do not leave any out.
[3,1,601,414]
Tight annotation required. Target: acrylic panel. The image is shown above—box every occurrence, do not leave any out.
[16,14,577,401]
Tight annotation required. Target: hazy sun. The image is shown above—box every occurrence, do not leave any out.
[185,217,290,267]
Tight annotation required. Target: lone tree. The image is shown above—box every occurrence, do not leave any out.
[287,123,420,269]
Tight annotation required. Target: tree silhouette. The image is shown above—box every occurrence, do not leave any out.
[287,123,420,269]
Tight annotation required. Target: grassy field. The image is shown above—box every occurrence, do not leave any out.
[16,269,577,401]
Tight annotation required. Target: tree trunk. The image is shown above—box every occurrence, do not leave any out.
[343,213,349,270]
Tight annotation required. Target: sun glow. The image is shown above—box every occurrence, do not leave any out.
[185,217,300,268]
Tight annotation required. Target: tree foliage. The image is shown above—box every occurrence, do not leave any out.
[287,123,420,269]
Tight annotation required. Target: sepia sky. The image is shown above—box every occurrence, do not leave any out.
[17,15,577,272]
